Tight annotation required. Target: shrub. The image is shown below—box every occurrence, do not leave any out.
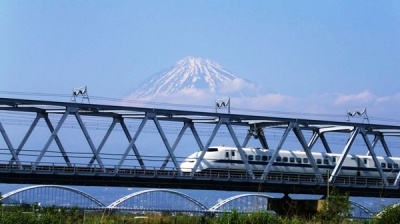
[373,204,400,224]
[314,189,351,224]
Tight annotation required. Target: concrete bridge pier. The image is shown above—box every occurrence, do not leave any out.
[267,193,324,218]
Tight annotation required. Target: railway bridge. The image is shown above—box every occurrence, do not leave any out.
[0,97,400,198]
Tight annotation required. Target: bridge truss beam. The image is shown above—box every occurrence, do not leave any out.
[1,98,400,196]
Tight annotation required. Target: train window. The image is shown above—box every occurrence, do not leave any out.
[364,159,368,165]
[303,158,309,164]
[248,155,254,161]
[231,151,235,157]
[395,164,399,169]
[317,159,322,165]
[262,156,268,161]
[255,155,261,161]
[332,157,336,163]
[283,157,288,162]
[381,163,386,168]
[296,158,302,163]
[388,163,393,169]
[208,148,218,152]
[225,152,229,158]
[323,159,329,165]
[289,157,295,163]
[276,156,282,162]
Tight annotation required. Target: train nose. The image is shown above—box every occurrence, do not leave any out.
[180,160,196,172]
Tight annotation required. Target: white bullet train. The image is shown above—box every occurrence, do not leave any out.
[180,146,400,178]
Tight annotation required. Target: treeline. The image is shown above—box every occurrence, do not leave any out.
[1,189,400,224]
[0,205,399,224]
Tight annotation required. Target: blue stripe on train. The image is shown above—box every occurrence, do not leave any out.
[213,159,399,173]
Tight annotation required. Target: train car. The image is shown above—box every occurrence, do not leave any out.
[180,146,400,178]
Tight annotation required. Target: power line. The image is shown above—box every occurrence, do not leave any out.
[1,91,400,125]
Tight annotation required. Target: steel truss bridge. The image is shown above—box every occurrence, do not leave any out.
[1,98,400,197]
[0,185,375,219]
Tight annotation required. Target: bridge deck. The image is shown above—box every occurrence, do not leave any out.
[0,163,397,198]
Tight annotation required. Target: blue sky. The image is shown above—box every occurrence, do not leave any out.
[1,1,400,122]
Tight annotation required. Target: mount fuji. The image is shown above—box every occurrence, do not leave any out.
[125,56,261,104]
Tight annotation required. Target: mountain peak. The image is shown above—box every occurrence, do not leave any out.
[126,57,259,102]
[176,56,221,68]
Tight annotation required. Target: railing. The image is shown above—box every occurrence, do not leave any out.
[0,160,396,190]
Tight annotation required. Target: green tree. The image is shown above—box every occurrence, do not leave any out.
[314,189,351,224]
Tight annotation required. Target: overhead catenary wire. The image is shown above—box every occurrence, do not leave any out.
[2,90,400,124]
[1,111,400,153]
[1,91,400,155]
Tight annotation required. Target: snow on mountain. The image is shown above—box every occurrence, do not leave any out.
[125,57,260,103]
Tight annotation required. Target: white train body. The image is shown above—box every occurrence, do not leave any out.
[180,146,400,178]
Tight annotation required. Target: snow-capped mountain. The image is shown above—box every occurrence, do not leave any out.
[126,57,259,102]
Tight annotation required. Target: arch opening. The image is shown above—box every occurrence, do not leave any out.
[1,185,104,208]
[108,189,208,211]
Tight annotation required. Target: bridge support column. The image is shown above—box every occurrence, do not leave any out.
[267,194,322,218]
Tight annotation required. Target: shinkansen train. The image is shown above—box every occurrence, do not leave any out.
[180,146,400,178]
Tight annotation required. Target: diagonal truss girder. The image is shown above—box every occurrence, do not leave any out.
[14,114,41,159]
[42,113,72,166]
[8,112,72,167]
[32,107,106,169]
[190,118,224,176]
[293,124,324,183]
[328,127,390,186]
[0,97,399,188]
[360,129,389,186]
[160,122,190,170]
[117,115,148,170]
[261,122,294,179]
[0,121,22,168]
[34,109,71,168]
[329,128,360,183]
[88,117,119,167]
[189,117,255,178]
[226,121,255,178]
[74,111,105,171]
[260,122,324,182]
[151,112,181,174]
[367,134,392,157]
